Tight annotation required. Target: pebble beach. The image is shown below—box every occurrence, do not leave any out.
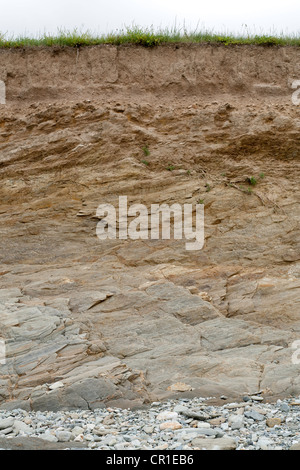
[1,396,300,450]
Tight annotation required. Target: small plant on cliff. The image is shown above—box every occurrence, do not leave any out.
[248,176,258,186]
[166,164,176,171]
[142,145,150,157]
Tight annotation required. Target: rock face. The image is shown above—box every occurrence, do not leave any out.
[0,44,300,410]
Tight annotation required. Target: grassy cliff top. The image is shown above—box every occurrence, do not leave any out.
[1,27,300,48]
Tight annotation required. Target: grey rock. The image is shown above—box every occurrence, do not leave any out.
[0,417,14,429]
[244,410,265,421]
[279,403,290,413]
[173,405,189,414]
[290,442,300,450]
[39,431,59,442]
[13,420,32,434]
[0,437,86,450]
[32,377,119,411]
[180,410,210,421]
[195,427,218,437]
[0,427,13,435]
[257,437,274,450]
[56,430,73,442]
[229,414,244,430]
[0,400,31,411]
[143,426,154,434]
[191,437,237,450]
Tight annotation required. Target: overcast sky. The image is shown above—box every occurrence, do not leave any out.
[1,0,300,37]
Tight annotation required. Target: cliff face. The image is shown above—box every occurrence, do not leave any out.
[0,44,300,410]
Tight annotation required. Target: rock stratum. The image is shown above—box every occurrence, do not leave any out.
[0,44,299,411]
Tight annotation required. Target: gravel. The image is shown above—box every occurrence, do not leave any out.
[0,396,300,450]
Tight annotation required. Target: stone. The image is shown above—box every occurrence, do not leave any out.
[31,376,120,411]
[143,426,154,434]
[173,405,189,414]
[48,381,64,391]
[39,432,58,442]
[192,437,237,450]
[0,427,13,435]
[244,410,265,421]
[71,426,85,436]
[196,422,211,429]
[0,437,86,450]
[290,443,300,450]
[180,410,210,421]
[55,430,73,442]
[257,437,274,450]
[13,420,32,434]
[167,383,194,392]
[0,417,14,429]
[159,421,182,431]
[266,417,282,428]
[195,428,217,437]
[156,411,178,421]
[228,414,244,430]
[279,403,290,413]
[209,417,225,426]
[250,396,264,402]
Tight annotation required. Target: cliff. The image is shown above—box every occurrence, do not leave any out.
[0,44,299,410]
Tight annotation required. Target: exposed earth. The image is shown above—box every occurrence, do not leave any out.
[0,44,299,412]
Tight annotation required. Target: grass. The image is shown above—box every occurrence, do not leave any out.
[248,176,258,186]
[1,26,300,49]
[142,145,150,157]
[166,164,176,171]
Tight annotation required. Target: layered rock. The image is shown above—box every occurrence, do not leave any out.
[0,44,299,410]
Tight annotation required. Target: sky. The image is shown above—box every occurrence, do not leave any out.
[1,0,300,37]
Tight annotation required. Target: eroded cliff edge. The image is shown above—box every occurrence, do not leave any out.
[0,44,299,411]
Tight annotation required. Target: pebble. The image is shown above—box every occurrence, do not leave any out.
[279,403,290,413]
[56,430,73,442]
[266,418,281,428]
[228,414,244,430]
[250,396,264,402]
[0,417,14,429]
[244,410,265,421]
[0,396,299,450]
[159,421,182,430]
[13,420,32,434]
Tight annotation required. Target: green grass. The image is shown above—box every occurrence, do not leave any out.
[1,26,300,49]
[166,164,176,171]
[142,145,150,157]
[248,176,258,186]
